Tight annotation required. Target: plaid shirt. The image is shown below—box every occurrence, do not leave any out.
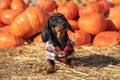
[45,39,75,61]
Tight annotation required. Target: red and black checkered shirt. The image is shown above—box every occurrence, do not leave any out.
[45,39,75,61]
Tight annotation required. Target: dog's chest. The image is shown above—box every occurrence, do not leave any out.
[45,39,75,60]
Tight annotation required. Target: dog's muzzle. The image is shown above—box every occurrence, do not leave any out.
[53,24,67,39]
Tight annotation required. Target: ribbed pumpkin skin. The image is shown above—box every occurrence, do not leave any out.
[78,13,107,35]
[79,0,112,17]
[0,30,24,48]
[0,0,11,9]
[1,9,19,25]
[67,30,92,46]
[96,0,112,14]
[10,0,26,13]
[9,6,49,38]
[57,2,78,20]
[79,4,99,17]
[34,0,57,12]
[93,31,120,48]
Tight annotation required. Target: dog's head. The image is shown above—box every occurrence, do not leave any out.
[41,13,74,42]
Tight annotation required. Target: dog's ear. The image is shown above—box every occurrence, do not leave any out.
[41,21,51,42]
[61,15,75,33]
[67,22,75,33]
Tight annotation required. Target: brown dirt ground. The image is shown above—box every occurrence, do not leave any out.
[0,43,120,80]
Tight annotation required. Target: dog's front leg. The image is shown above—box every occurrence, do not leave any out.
[61,57,74,68]
[47,59,55,74]
[66,58,74,68]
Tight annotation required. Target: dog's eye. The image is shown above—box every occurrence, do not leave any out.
[52,19,57,23]
[51,17,58,23]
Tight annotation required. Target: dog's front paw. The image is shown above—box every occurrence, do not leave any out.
[47,65,55,74]
[66,58,74,68]
[66,63,74,68]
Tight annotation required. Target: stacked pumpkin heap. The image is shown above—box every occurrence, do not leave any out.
[0,0,120,48]
[33,0,120,48]
[0,0,49,48]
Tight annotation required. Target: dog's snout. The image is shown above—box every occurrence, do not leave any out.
[53,26,66,39]
[55,26,63,32]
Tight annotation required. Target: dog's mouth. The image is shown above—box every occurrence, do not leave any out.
[57,29,66,39]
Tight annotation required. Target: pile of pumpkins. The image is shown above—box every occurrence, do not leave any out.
[0,0,120,48]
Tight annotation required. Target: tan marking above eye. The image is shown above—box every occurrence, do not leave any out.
[52,18,57,22]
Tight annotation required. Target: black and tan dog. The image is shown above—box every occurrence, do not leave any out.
[41,13,75,74]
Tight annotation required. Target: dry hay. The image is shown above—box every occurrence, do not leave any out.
[0,43,120,80]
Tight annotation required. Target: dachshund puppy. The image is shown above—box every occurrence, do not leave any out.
[41,13,75,74]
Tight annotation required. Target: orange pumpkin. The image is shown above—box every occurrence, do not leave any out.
[79,0,112,17]
[106,6,120,30]
[0,30,24,48]
[79,4,99,17]
[33,34,45,44]
[112,0,120,6]
[96,0,113,14]
[57,1,78,20]
[78,13,107,35]
[93,31,120,48]
[10,0,26,13]
[1,9,19,25]
[0,0,11,9]
[67,30,92,46]
[34,0,57,12]
[10,6,49,38]
[68,20,79,30]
